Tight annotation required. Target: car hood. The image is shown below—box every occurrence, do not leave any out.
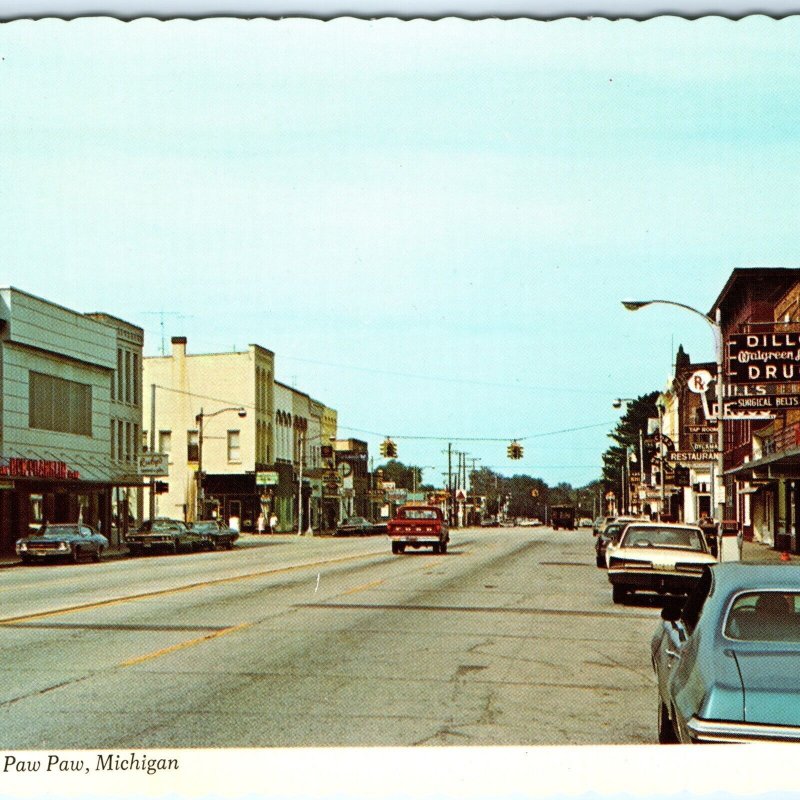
[614,547,717,567]
[733,649,800,726]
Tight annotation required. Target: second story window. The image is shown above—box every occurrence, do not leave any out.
[187,430,199,462]
[159,430,172,455]
[228,430,241,462]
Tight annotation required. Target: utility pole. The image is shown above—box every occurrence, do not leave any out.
[447,443,453,526]
[149,383,156,523]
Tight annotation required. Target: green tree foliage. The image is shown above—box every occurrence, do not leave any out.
[602,391,660,497]
[377,459,422,491]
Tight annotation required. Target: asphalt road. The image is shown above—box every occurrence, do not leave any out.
[0,526,662,748]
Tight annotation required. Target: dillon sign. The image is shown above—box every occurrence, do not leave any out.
[728,333,800,383]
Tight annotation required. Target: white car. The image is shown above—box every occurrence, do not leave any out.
[606,522,718,604]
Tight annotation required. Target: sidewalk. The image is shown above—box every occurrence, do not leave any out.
[741,537,793,564]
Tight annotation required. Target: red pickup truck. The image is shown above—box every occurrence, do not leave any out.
[387,505,449,554]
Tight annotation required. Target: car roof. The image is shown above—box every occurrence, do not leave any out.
[711,562,800,593]
[622,521,702,530]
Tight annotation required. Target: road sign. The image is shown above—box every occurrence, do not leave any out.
[139,452,169,477]
[255,471,279,486]
[455,489,466,501]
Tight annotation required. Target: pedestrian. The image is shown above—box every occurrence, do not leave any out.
[269,512,278,534]
[256,512,266,535]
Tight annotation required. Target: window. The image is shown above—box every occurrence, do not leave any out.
[159,430,172,455]
[132,353,139,405]
[117,420,124,463]
[125,350,133,403]
[187,430,199,462]
[111,420,117,461]
[228,430,241,462]
[116,349,123,401]
[29,371,92,436]
[141,430,149,452]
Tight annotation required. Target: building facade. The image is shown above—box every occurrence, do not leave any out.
[143,337,337,533]
[0,289,143,555]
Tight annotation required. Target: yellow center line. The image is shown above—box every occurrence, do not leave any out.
[118,622,253,668]
[0,550,382,626]
[342,578,384,596]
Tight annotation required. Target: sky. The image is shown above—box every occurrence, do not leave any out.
[2,16,800,490]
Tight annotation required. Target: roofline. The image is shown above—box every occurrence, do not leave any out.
[708,268,800,316]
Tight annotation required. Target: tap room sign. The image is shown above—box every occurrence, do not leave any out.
[727,332,800,384]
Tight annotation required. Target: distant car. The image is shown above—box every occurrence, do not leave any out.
[594,521,627,568]
[607,522,717,604]
[335,516,375,536]
[190,519,239,550]
[125,517,202,555]
[480,517,500,527]
[578,517,593,528]
[517,518,542,527]
[653,564,800,743]
[16,523,109,564]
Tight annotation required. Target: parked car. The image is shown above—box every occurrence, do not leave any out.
[653,563,800,743]
[335,516,375,536]
[578,517,593,528]
[16,523,108,564]
[480,517,500,528]
[125,517,202,555]
[594,521,626,568]
[190,519,239,550]
[517,518,542,527]
[607,522,717,604]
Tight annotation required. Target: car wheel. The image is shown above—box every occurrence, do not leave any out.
[596,553,606,568]
[612,585,628,604]
[658,699,679,744]
[171,539,179,554]
[225,539,235,550]
[128,545,141,557]
[20,555,31,565]
[391,542,400,554]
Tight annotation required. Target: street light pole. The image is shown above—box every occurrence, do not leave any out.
[622,299,725,525]
[195,405,247,522]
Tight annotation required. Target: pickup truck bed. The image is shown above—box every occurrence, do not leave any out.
[387,505,449,554]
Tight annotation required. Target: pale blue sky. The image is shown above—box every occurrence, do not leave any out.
[3,17,800,487]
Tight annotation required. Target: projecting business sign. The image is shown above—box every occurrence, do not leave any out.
[667,450,719,464]
[728,333,800,383]
[138,453,169,477]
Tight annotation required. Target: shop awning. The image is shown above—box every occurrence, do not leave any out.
[726,446,800,480]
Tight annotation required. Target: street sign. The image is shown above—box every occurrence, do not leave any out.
[725,395,800,411]
[255,471,279,486]
[455,489,466,501]
[686,424,715,434]
[138,452,169,477]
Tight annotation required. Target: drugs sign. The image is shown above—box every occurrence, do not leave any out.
[728,333,800,384]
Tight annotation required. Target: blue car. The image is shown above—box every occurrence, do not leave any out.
[16,523,109,564]
[653,563,800,743]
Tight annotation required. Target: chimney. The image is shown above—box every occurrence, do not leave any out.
[171,336,187,358]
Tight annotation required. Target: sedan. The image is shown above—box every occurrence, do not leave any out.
[653,563,800,743]
[606,522,717,604]
[125,517,202,555]
[191,519,239,550]
[17,523,109,564]
[334,516,375,536]
[594,521,626,568]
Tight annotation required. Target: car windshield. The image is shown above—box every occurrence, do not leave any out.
[146,520,183,531]
[604,524,624,539]
[345,518,366,524]
[36,525,80,538]
[192,521,218,531]
[401,509,438,520]
[622,526,706,552]
[725,592,800,641]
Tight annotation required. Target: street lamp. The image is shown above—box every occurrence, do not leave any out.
[195,406,247,521]
[297,432,336,536]
[622,298,725,524]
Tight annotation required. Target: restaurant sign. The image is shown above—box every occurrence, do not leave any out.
[0,458,80,480]
[667,450,719,464]
[728,333,800,383]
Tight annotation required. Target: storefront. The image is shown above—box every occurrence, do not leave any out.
[0,457,115,556]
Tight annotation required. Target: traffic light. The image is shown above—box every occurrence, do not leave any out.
[507,441,523,460]
[386,439,397,458]
[380,440,388,458]
[154,481,169,494]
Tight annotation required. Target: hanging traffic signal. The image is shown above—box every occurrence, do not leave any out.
[386,440,398,458]
[380,440,388,458]
[507,441,523,460]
